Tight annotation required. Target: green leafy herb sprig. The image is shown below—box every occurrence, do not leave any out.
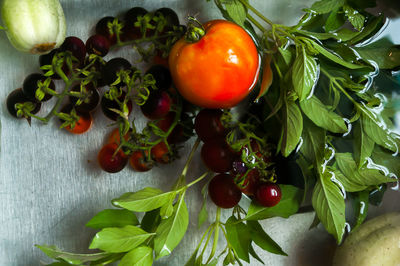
[213,0,400,245]
[35,0,400,265]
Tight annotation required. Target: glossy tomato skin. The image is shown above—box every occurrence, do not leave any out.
[208,173,242,209]
[169,20,260,108]
[98,143,128,173]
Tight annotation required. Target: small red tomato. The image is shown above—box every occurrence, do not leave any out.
[107,128,131,144]
[151,142,170,164]
[201,138,235,173]
[255,183,282,207]
[238,169,261,196]
[194,109,228,142]
[129,150,153,172]
[169,20,260,108]
[208,173,242,209]
[98,143,128,173]
[59,105,93,135]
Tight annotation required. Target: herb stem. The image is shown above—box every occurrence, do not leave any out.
[238,0,274,27]
[206,207,221,264]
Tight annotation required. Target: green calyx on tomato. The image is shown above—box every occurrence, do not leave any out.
[169,19,260,109]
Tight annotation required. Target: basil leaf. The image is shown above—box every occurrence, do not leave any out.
[247,220,287,256]
[351,190,369,231]
[355,45,400,69]
[300,119,326,164]
[310,0,345,14]
[249,244,264,264]
[300,96,347,133]
[353,121,374,167]
[112,187,177,212]
[281,100,303,157]
[35,245,109,265]
[85,209,138,229]
[89,225,154,253]
[292,46,319,101]
[372,146,400,175]
[343,4,365,31]
[141,208,161,233]
[119,246,153,266]
[224,0,247,27]
[361,111,399,153]
[198,200,208,229]
[325,8,346,32]
[246,185,303,220]
[297,28,359,42]
[159,193,176,219]
[335,153,396,192]
[225,216,251,263]
[154,195,189,259]
[311,171,346,243]
[347,14,384,45]
[307,39,367,69]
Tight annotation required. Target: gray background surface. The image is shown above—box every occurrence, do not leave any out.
[0,1,399,265]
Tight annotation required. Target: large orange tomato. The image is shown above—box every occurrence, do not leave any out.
[168,20,260,109]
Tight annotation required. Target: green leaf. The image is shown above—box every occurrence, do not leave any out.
[112,187,177,212]
[347,14,384,45]
[154,195,189,259]
[351,190,369,231]
[281,100,303,157]
[296,28,359,42]
[300,96,347,133]
[356,45,400,69]
[361,111,399,153]
[198,200,208,229]
[343,4,365,31]
[325,8,346,32]
[119,246,153,266]
[310,0,345,14]
[292,46,319,101]
[300,119,326,164]
[372,146,400,175]
[246,185,304,220]
[35,245,109,265]
[247,221,287,256]
[249,244,264,264]
[141,208,161,233]
[85,209,138,229]
[159,193,176,219]
[225,216,251,263]
[311,171,346,243]
[307,39,368,69]
[353,121,374,167]
[334,153,395,192]
[224,0,247,27]
[89,225,154,253]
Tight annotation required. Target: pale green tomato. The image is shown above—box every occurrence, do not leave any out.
[1,0,66,54]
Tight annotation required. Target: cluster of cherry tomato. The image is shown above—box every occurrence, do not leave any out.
[194,109,282,208]
[6,5,282,209]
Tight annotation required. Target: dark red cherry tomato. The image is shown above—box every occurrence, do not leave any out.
[98,143,128,173]
[6,88,41,118]
[140,91,171,120]
[201,138,235,173]
[22,73,55,102]
[195,109,228,142]
[255,183,282,207]
[208,173,242,208]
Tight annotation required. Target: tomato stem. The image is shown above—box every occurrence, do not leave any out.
[184,16,206,43]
